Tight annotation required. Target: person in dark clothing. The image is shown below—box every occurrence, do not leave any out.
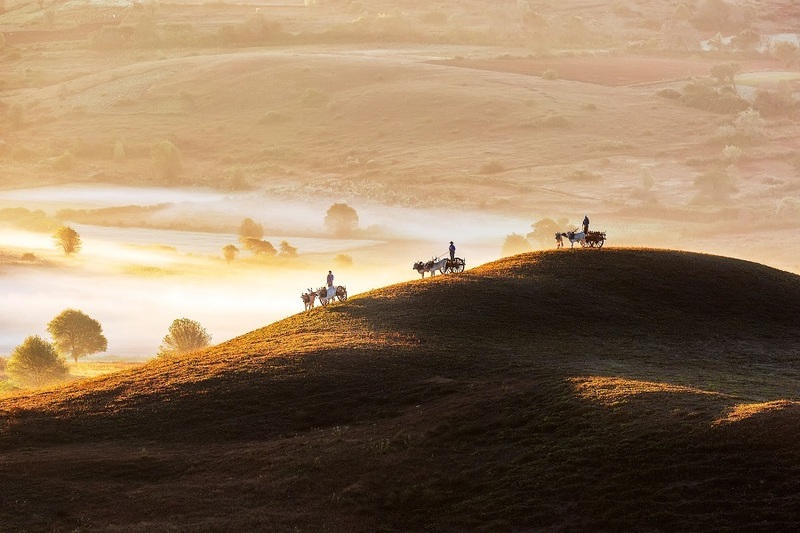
[582,215,590,234]
[448,241,456,260]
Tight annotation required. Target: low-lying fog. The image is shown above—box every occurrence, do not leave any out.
[0,185,529,359]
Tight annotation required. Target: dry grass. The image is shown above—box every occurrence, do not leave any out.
[2,249,800,531]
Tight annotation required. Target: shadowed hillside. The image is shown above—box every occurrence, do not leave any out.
[2,249,800,532]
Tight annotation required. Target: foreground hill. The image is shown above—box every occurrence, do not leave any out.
[3,249,800,532]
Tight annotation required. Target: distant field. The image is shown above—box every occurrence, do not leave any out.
[66,360,145,380]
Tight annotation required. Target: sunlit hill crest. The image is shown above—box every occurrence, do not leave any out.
[3,248,800,531]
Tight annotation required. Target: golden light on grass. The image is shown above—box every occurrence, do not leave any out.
[713,400,800,425]
[570,376,723,406]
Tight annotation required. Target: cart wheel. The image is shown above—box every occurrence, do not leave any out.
[338,290,348,302]
[320,298,329,306]
[454,259,465,273]
[597,239,604,249]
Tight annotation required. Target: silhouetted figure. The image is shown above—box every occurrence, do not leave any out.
[326,270,334,288]
[449,241,456,260]
[582,215,590,234]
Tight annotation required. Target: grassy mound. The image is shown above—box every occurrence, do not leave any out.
[2,249,800,531]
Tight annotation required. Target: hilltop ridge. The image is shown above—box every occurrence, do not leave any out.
[2,248,800,532]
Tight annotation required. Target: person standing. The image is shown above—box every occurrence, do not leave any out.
[449,241,456,260]
[582,215,590,234]
[326,270,334,288]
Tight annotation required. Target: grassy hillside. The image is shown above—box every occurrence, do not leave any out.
[2,248,800,531]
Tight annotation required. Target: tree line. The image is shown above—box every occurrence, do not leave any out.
[2,311,211,390]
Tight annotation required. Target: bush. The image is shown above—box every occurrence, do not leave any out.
[710,62,740,84]
[479,159,505,174]
[6,336,68,388]
[754,86,798,118]
[421,9,447,25]
[712,124,737,143]
[721,145,743,163]
[158,318,211,357]
[51,151,75,171]
[536,114,569,128]
[151,140,182,181]
[680,79,749,114]
[541,69,558,80]
[7,103,23,129]
[567,169,602,182]
[111,141,125,163]
[334,253,353,267]
[733,108,765,140]
[693,166,738,203]
[300,88,328,107]
[770,41,800,68]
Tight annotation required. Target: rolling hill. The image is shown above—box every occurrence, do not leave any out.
[2,248,800,532]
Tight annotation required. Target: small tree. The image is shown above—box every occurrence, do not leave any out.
[113,140,126,162]
[222,244,239,263]
[6,336,69,388]
[710,62,740,85]
[333,253,353,268]
[158,318,211,357]
[770,41,800,68]
[733,107,765,140]
[501,233,533,257]
[324,203,359,236]
[53,225,82,255]
[246,239,277,257]
[238,217,264,240]
[151,140,182,181]
[47,309,108,363]
[8,103,24,130]
[278,240,298,259]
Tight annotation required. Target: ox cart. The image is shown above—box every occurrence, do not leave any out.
[556,230,607,249]
[317,285,347,306]
[443,257,466,273]
[584,231,606,248]
[413,257,466,278]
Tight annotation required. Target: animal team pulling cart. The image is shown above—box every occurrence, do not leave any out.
[412,256,466,278]
[301,285,348,310]
[555,230,606,249]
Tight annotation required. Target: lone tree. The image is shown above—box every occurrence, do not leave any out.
[47,309,108,363]
[324,203,359,236]
[222,244,239,264]
[53,225,82,255]
[158,318,211,357]
[6,336,69,388]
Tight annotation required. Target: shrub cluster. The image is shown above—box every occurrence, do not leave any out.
[680,79,749,114]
